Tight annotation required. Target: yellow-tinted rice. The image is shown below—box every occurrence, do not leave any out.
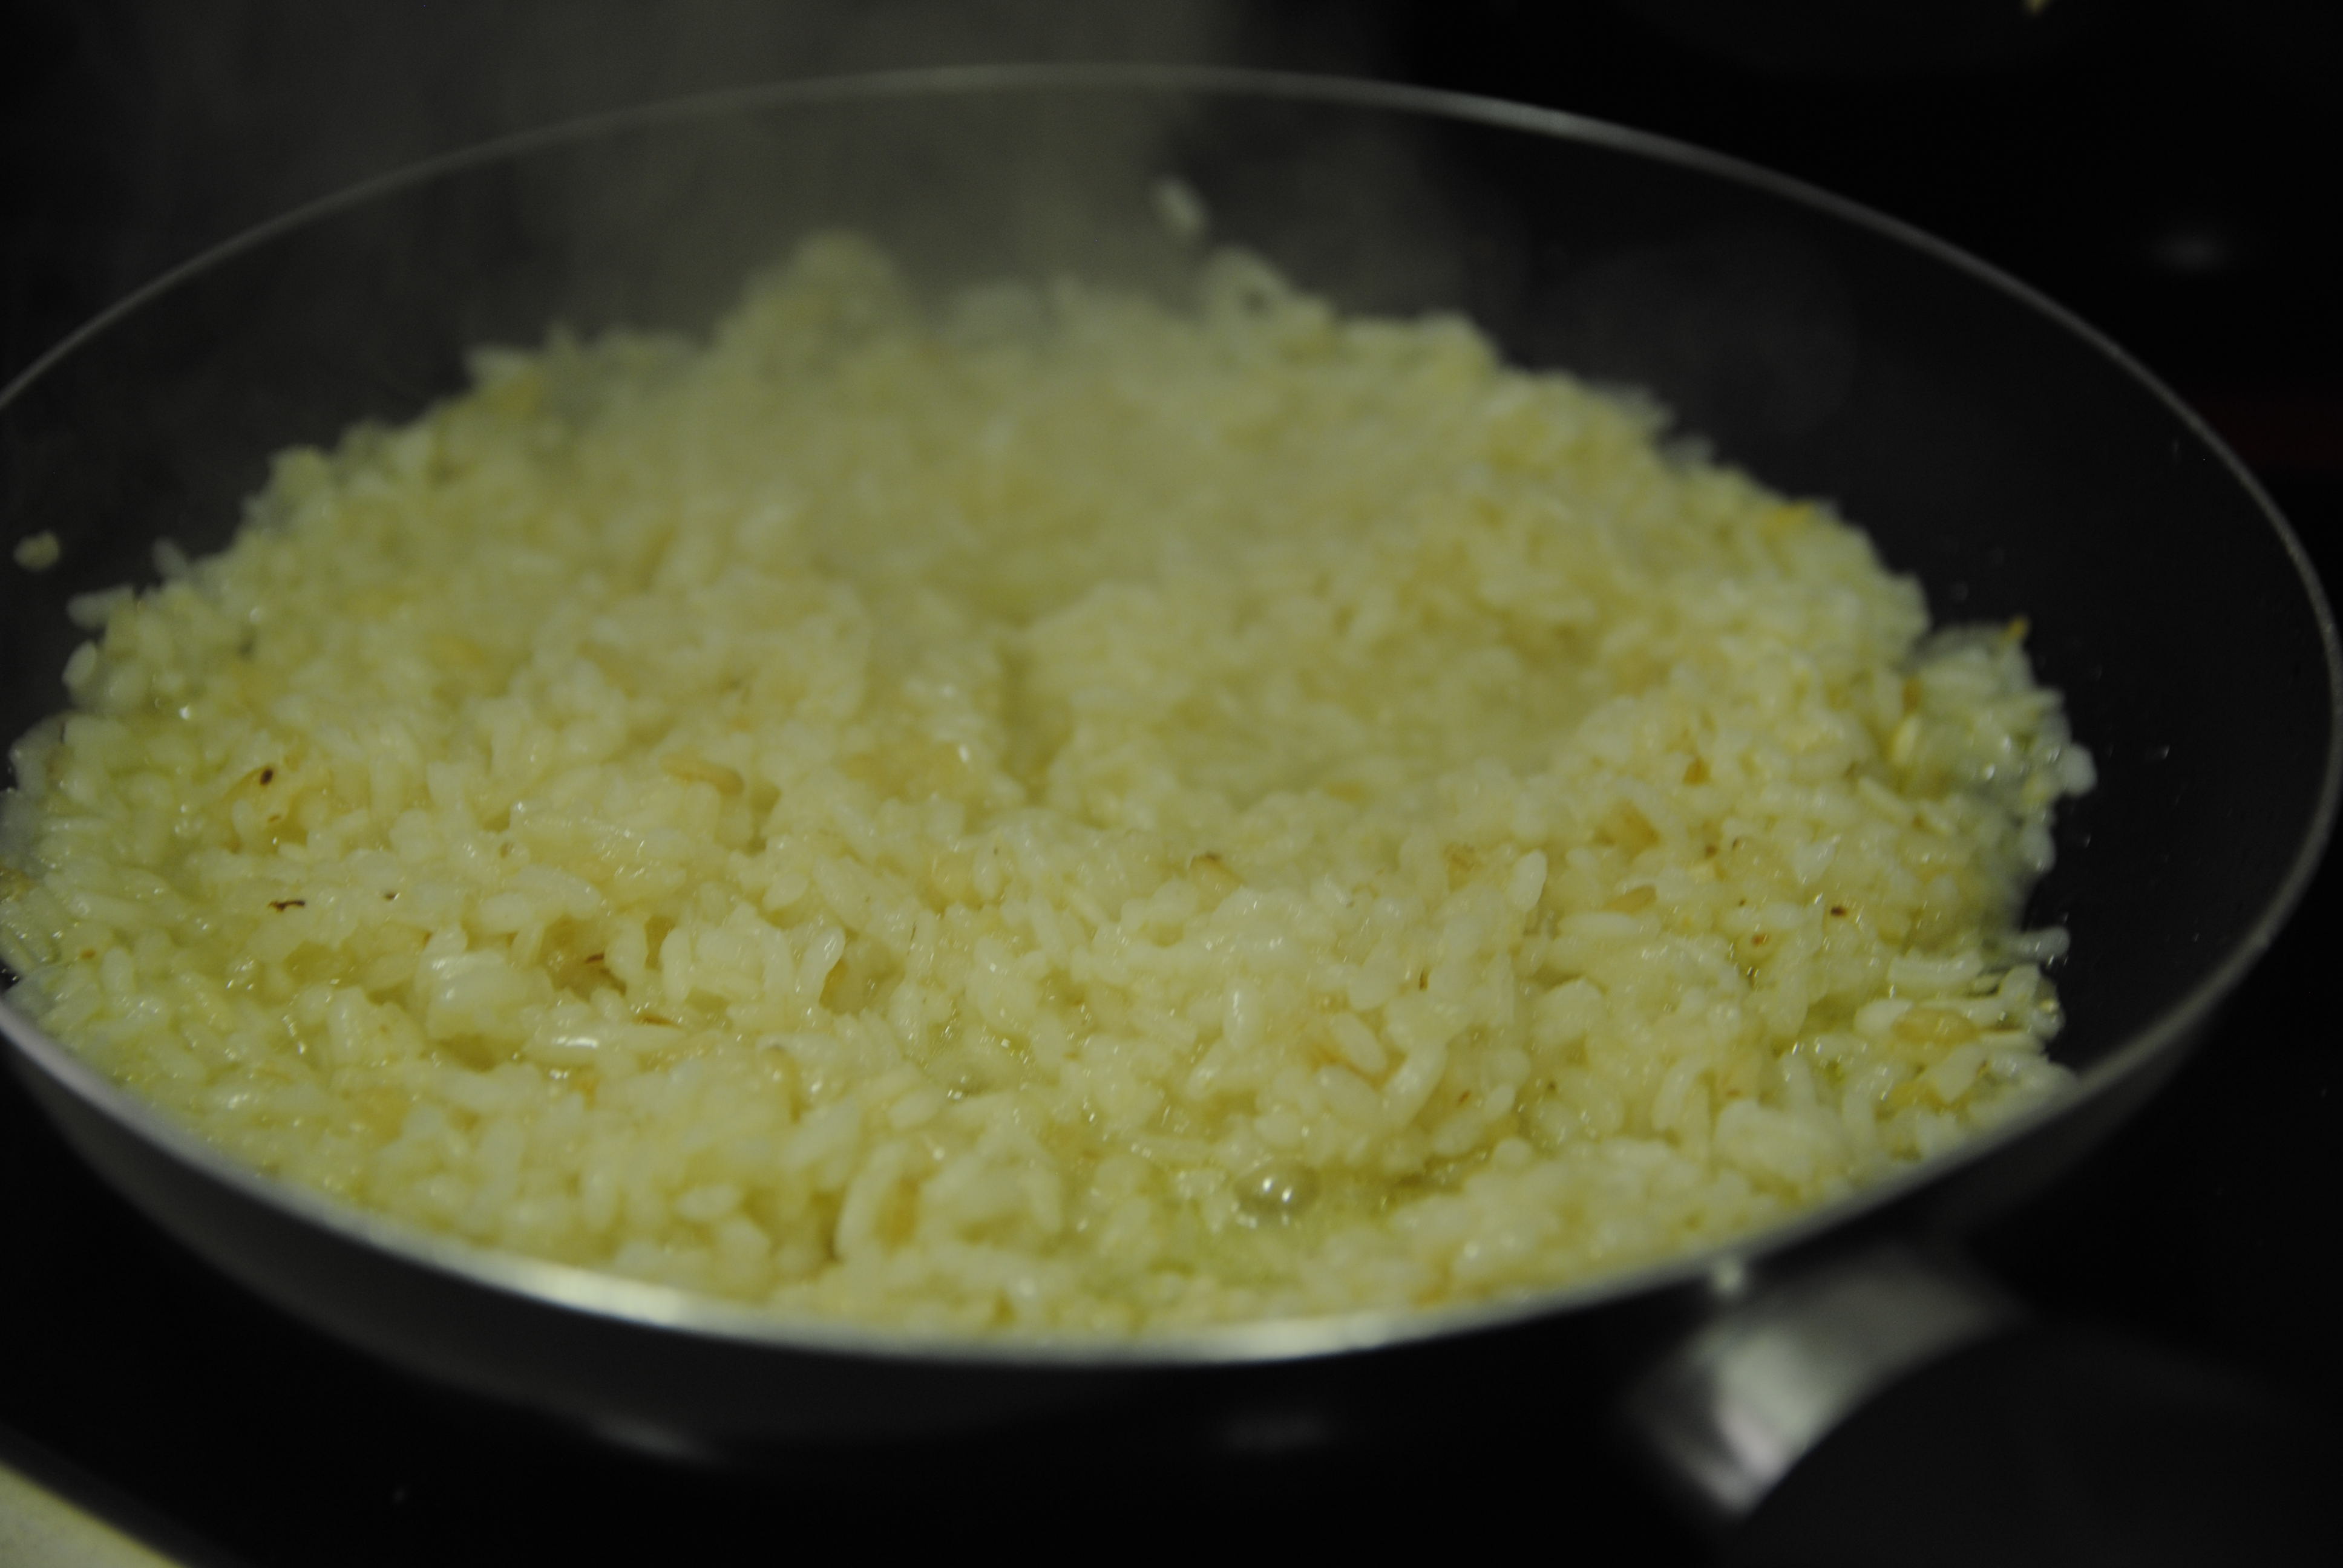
[0,236,2092,1332]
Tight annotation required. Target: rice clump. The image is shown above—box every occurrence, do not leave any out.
[0,234,2095,1333]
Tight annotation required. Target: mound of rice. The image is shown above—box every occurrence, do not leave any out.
[0,235,2092,1333]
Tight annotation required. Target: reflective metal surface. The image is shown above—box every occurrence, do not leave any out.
[1625,1247,2020,1522]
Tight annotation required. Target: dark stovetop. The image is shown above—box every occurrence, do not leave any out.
[3,4,2339,1563]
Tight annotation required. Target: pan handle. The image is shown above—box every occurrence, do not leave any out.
[1622,1244,2341,1566]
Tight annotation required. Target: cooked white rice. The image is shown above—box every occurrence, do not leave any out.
[0,234,2092,1333]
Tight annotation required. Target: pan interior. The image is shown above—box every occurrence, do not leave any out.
[2,71,2333,1362]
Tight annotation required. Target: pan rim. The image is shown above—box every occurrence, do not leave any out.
[4,60,2338,1371]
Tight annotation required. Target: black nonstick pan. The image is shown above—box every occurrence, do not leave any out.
[2,67,2336,1564]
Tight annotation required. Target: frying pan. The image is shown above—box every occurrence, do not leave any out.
[2,67,2336,1561]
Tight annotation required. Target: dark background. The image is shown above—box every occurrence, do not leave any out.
[3,2,2338,1562]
